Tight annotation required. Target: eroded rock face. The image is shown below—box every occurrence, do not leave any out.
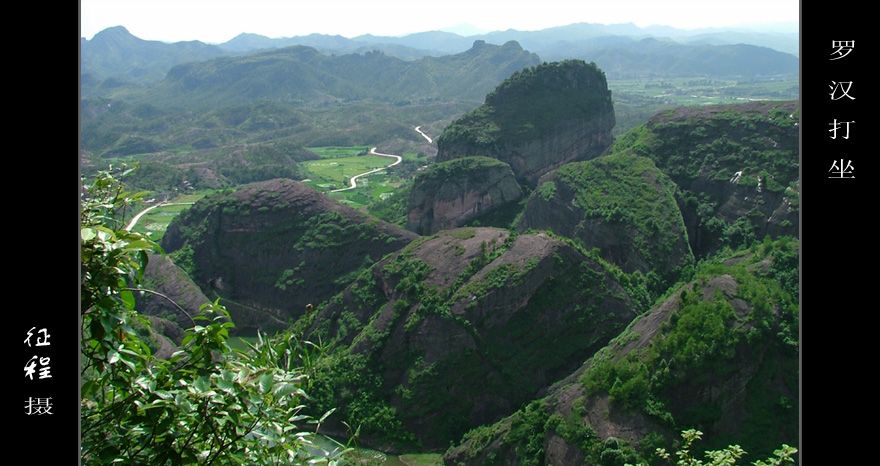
[518,152,695,295]
[160,178,418,334]
[444,248,799,466]
[436,60,615,186]
[406,157,523,235]
[138,253,212,330]
[309,228,636,449]
[631,100,800,257]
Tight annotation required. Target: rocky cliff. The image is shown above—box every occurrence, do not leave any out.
[444,239,799,466]
[435,60,615,186]
[305,228,640,450]
[406,156,523,235]
[160,178,418,335]
[609,100,799,258]
[518,152,694,296]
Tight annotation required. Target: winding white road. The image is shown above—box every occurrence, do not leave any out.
[414,125,433,143]
[329,147,402,193]
[125,202,194,231]
[125,126,434,228]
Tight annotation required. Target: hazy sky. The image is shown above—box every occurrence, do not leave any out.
[80,0,799,44]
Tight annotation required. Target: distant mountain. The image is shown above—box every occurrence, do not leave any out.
[573,38,798,78]
[80,23,798,87]
[132,40,542,109]
[80,26,236,84]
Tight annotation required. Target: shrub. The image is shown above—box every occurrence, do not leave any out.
[80,166,342,465]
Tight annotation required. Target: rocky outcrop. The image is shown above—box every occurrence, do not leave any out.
[308,228,637,450]
[435,60,615,186]
[406,156,523,235]
[616,100,800,257]
[518,152,694,295]
[160,178,418,335]
[138,253,212,327]
[444,242,799,465]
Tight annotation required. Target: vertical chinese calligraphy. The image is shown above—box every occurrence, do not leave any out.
[828,40,855,179]
[23,327,52,415]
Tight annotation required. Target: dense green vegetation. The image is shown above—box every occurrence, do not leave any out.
[604,101,799,259]
[450,236,798,466]
[624,429,797,466]
[548,151,694,295]
[367,180,413,227]
[612,103,799,188]
[80,167,348,464]
[292,227,650,451]
[437,60,613,151]
[81,29,799,463]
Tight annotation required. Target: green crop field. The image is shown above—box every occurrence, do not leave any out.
[302,155,391,185]
[301,146,413,209]
[130,192,209,241]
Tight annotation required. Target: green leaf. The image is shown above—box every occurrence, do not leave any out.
[120,290,136,310]
[259,373,274,394]
[318,408,336,425]
[152,390,173,400]
[193,376,211,393]
[273,383,301,398]
[217,378,236,393]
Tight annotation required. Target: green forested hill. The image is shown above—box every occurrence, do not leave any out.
[92,40,541,110]
[519,152,693,297]
[80,30,799,463]
[300,228,643,451]
[444,237,798,466]
[606,101,799,258]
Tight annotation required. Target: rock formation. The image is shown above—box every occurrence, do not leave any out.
[307,227,637,450]
[615,100,800,257]
[435,59,615,186]
[518,152,694,295]
[406,156,523,235]
[160,178,418,335]
[444,241,799,465]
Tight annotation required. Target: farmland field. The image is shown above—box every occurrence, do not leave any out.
[130,192,208,241]
[302,146,420,209]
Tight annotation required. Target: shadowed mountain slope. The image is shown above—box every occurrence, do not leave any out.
[444,238,798,466]
[160,178,419,335]
[303,228,643,450]
[607,100,799,258]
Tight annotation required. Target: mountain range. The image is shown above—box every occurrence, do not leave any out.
[81,23,798,86]
[79,16,800,464]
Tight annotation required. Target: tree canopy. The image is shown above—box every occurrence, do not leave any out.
[80,165,344,465]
